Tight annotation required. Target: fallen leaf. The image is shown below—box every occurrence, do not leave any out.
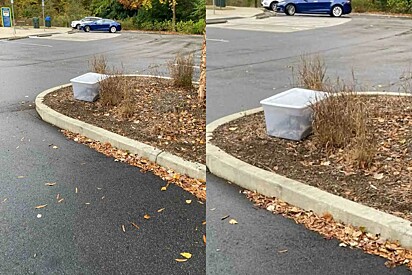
[17,176,25,179]
[161,186,167,191]
[180,252,192,259]
[229,219,238,225]
[221,215,230,220]
[56,193,60,200]
[373,173,384,180]
[121,225,126,232]
[101,196,105,200]
[229,127,238,131]
[45,182,56,186]
[185,200,192,204]
[203,234,206,244]
[35,204,47,209]
[175,259,188,262]
[131,222,139,229]
[144,214,151,220]
[75,187,78,193]
[85,203,90,205]
[339,243,347,247]
[278,249,288,253]
[321,161,330,166]
[157,208,165,213]
[52,146,58,149]
[266,205,275,212]
[36,214,42,218]
[58,198,64,203]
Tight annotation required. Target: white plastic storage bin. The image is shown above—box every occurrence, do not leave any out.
[260,88,327,141]
[70,72,109,102]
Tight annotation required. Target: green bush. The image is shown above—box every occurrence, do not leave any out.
[387,0,411,13]
[352,0,379,12]
[118,17,135,30]
[193,19,206,34]
[136,19,204,34]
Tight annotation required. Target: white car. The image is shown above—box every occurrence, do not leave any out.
[71,17,102,29]
[261,0,278,11]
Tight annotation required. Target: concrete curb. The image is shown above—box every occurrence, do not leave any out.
[206,19,229,25]
[206,92,412,249]
[35,75,206,181]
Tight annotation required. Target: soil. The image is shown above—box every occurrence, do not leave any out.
[43,76,205,164]
[211,95,412,222]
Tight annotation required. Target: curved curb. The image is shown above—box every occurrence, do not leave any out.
[206,92,412,249]
[35,76,206,181]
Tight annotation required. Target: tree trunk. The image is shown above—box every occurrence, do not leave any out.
[198,33,206,102]
[172,0,176,32]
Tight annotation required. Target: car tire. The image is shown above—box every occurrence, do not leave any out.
[76,24,80,30]
[285,4,295,15]
[270,1,278,11]
[331,5,343,17]
[84,26,90,32]
[110,26,117,33]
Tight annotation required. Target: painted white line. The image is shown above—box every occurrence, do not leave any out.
[0,40,53,48]
[173,63,200,70]
[206,38,229,43]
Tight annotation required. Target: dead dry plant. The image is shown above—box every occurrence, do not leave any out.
[311,79,376,168]
[119,85,134,119]
[89,55,108,74]
[169,52,194,88]
[297,54,327,91]
[99,71,127,106]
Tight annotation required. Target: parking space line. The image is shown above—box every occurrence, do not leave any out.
[207,38,229,43]
[0,40,53,48]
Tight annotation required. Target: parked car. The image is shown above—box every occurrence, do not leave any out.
[261,0,280,11]
[80,19,122,33]
[274,0,351,17]
[71,17,102,29]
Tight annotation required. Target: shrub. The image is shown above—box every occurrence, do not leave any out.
[310,80,376,168]
[89,55,108,74]
[119,88,134,118]
[118,17,136,30]
[169,53,194,88]
[193,19,206,34]
[387,0,411,13]
[136,19,203,34]
[296,54,327,91]
[99,75,127,106]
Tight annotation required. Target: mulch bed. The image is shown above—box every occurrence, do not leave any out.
[43,76,205,164]
[211,95,412,222]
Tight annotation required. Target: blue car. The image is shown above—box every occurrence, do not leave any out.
[81,19,122,33]
[275,0,351,17]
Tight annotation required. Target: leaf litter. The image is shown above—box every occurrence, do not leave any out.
[61,130,206,201]
[243,189,412,270]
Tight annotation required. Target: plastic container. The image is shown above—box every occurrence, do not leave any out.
[70,72,109,102]
[260,88,327,141]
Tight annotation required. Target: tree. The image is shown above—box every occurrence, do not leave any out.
[198,33,206,101]
[118,0,177,31]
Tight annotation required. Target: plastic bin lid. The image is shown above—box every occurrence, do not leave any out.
[260,88,327,109]
[70,72,109,85]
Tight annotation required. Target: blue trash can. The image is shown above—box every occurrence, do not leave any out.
[45,16,51,27]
